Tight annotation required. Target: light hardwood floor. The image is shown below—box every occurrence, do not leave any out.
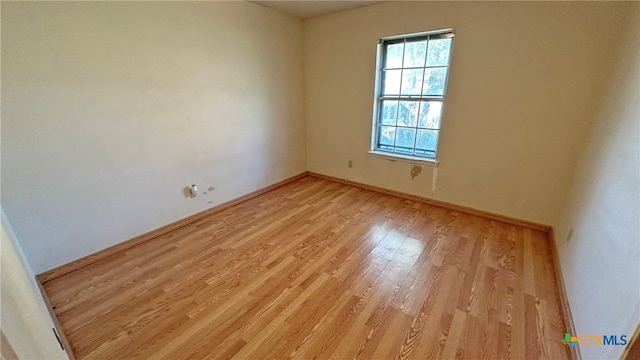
[42,176,571,359]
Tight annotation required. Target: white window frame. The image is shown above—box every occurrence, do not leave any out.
[369,29,455,166]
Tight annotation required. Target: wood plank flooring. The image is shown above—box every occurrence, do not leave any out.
[41,176,571,359]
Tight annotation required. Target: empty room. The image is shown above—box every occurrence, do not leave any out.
[1,1,638,359]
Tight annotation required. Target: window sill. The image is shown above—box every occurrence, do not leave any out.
[367,151,439,167]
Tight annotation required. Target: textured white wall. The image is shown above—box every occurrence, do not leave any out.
[303,1,632,225]
[553,4,640,359]
[2,5,638,358]
[1,2,306,273]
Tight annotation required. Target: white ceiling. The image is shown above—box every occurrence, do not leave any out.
[249,1,384,19]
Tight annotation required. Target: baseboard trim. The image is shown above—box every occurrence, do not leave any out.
[1,331,19,360]
[35,169,576,360]
[622,322,640,360]
[307,172,551,232]
[37,171,309,283]
[548,228,581,360]
[309,172,580,358]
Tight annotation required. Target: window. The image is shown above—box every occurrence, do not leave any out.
[370,29,454,162]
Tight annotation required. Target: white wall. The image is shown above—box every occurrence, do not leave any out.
[1,209,68,360]
[2,4,638,358]
[553,4,640,359]
[303,1,632,225]
[1,2,306,274]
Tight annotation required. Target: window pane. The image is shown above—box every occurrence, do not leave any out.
[403,40,427,68]
[382,70,401,96]
[426,38,452,66]
[394,128,416,153]
[380,100,398,125]
[378,126,396,146]
[375,34,453,158]
[422,68,447,96]
[418,101,443,129]
[416,129,438,152]
[397,101,418,127]
[400,69,424,96]
[385,43,404,68]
